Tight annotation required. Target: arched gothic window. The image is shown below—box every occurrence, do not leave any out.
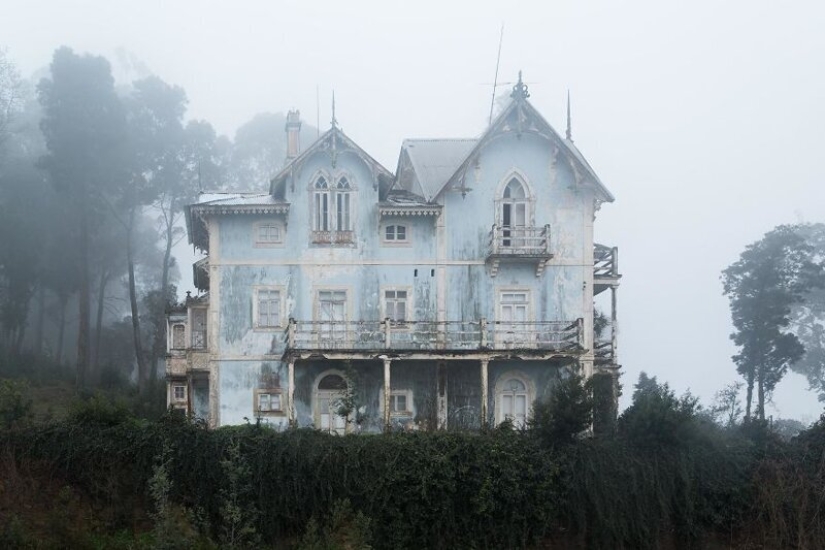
[496,375,530,428]
[313,176,330,232]
[335,177,352,231]
[500,177,530,247]
[315,372,348,434]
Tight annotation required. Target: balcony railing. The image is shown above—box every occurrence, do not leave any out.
[594,320,616,364]
[311,230,354,244]
[594,244,619,278]
[489,224,552,257]
[285,318,584,353]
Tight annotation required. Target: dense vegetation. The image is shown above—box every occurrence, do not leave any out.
[1,373,823,550]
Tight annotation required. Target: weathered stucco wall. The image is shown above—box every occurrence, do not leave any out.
[204,126,596,427]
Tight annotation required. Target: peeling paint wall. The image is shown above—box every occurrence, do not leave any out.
[201,125,598,427]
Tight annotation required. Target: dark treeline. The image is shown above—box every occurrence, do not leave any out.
[1,373,824,549]
[0,47,315,399]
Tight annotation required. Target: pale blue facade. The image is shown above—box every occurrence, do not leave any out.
[166,82,620,431]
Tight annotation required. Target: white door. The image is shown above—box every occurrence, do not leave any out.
[316,374,348,434]
[499,378,528,428]
[499,292,529,346]
[318,290,347,347]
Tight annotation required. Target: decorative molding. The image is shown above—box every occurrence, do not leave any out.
[378,205,441,217]
[191,203,290,216]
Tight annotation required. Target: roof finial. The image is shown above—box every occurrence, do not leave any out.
[511,70,530,100]
[331,90,338,128]
[566,89,573,142]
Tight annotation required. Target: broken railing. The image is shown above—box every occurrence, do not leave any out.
[594,319,616,364]
[488,225,552,256]
[285,318,584,352]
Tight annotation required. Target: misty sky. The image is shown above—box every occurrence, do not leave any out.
[3,0,824,419]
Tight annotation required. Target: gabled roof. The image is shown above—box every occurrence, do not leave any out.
[396,139,477,202]
[269,125,394,199]
[436,92,614,203]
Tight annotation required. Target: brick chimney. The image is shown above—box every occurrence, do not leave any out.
[285,110,301,160]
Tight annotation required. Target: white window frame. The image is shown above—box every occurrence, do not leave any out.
[495,287,533,347]
[310,171,356,244]
[382,389,414,417]
[171,383,187,403]
[254,388,285,416]
[253,286,285,330]
[495,372,532,428]
[312,174,332,232]
[313,369,350,434]
[381,286,412,328]
[381,222,410,246]
[335,176,353,232]
[254,221,284,247]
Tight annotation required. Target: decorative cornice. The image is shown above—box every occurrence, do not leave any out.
[191,203,290,216]
[378,204,442,217]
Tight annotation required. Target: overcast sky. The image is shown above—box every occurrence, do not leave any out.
[3,0,824,419]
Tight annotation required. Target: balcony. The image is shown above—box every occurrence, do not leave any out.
[487,224,553,277]
[594,320,617,368]
[283,318,584,360]
[594,244,620,294]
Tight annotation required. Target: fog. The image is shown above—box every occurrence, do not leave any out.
[2,0,824,418]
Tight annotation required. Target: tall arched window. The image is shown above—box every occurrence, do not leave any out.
[313,176,330,232]
[496,374,530,428]
[315,372,348,434]
[336,177,352,231]
[500,177,529,247]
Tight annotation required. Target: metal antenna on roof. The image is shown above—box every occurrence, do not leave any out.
[566,89,573,142]
[316,84,320,138]
[488,23,504,126]
[331,90,338,128]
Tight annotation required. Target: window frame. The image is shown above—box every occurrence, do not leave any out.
[253,286,285,330]
[171,323,186,350]
[309,171,357,244]
[253,221,285,247]
[254,388,285,416]
[385,389,414,417]
[171,383,187,403]
[494,371,533,428]
[381,222,410,246]
[494,171,535,231]
[381,286,413,328]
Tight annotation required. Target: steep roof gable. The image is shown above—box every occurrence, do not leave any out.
[269,125,394,198]
[436,79,614,203]
[395,138,478,202]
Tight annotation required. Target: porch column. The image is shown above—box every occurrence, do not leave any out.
[288,358,296,426]
[437,361,448,430]
[480,359,489,428]
[383,358,392,431]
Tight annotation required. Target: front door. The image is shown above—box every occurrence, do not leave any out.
[315,373,348,434]
[498,291,529,347]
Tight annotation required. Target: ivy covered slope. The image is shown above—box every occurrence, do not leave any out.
[2,377,825,550]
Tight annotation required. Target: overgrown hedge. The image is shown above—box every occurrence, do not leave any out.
[6,413,816,549]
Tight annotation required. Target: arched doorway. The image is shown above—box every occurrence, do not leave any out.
[314,372,348,434]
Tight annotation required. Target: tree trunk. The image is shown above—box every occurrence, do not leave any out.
[56,294,67,366]
[34,285,45,354]
[92,267,109,380]
[76,212,90,389]
[757,367,766,422]
[151,198,176,388]
[744,370,754,422]
[127,208,148,395]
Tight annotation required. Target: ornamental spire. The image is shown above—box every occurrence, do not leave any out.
[510,70,530,100]
[566,89,573,142]
[330,90,338,128]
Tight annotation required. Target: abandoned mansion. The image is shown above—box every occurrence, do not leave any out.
[166,76,621,431]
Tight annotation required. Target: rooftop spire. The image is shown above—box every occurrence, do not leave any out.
[331,90,338,128]
[566,89,573,141]
[510,70,530,100]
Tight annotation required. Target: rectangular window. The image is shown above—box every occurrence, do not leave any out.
[498,291,530,345]
[191,309,207,349]
[257,289,281,328]
[384,290,408,324]
[384,224,407,242]
[173,384,186,401]
[256,223,282,244]
[255,389,284,415]
[171,324,185,349]
[390,393,407,413]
